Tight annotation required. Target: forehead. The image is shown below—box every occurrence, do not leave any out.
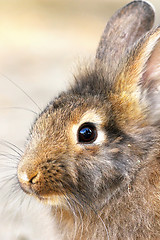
[33,94,109,134]
[52,94,108,124]
[25,93,110,163]
[29,96,108,153]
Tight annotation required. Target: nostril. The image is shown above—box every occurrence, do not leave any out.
[29,172,39,184]
[18,170,39,185]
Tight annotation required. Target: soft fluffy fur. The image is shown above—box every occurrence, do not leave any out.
[17,1,160,239]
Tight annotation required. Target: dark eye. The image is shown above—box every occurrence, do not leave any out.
[78,122,97,144]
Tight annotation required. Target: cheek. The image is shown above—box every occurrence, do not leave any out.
[28,160,78,197]
[76,149,125,190]
[78,145,100,157]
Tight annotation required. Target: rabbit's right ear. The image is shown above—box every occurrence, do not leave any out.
[95,1,155,75]
[112,27,160,127]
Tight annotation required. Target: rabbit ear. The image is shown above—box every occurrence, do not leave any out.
[117,27,160,125]
[95,1,155,73]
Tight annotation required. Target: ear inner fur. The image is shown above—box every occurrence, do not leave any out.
[111,27,160,127]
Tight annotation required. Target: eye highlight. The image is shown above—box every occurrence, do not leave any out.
[78,122,97,144]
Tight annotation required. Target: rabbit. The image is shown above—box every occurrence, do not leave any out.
[17,1,160,239]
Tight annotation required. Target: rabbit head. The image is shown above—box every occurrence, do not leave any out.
[18,0,160,222]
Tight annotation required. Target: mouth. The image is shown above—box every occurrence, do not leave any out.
[18,181,34,195]
[18,178,67,207]
[35,194,66,206]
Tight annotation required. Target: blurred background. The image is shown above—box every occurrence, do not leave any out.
[0,0,159,239]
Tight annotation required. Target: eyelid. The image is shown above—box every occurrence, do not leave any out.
[70,110,107,146]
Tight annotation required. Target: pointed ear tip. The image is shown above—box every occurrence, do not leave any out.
[128,0,154,11]
[120,1,155,26]
[95,0,155,66]
[140,0,155,12]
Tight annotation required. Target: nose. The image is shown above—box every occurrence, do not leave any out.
[18,171,39,184]
[17,163,39,194]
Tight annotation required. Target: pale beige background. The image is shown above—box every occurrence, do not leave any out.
[0,0,159,239]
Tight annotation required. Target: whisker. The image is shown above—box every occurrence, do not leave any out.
[2,186,25,214]
[68,195,84,240]
[64,194,78,219]
[19,192,28,210]
[5,182,19,200]
[0,162,18,168]
[59,204,63,225]
[0,139,23,154]
[0,171,25,212]
[0,165,18,173]
[12,188,29,212]
[71,191,110,240]
[0,183,20,214]
[76,204,84,240]
[0,73,42,112]
[0,166,18,173]
[26,194,33,210]
[0,106,37,115]
[0,142,22,157]
[0,162,19,168]
[0,174,17,186]
[11,182,21,195]
[0,152,20,162]
[62,190,86,239]
[0,161,19,167]
[0,152,20,158]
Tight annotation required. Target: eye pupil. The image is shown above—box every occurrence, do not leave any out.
[80,127,92,139]
[78,123,97,143]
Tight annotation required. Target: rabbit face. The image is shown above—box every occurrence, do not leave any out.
[17,68,157,210]
[18,94,111,208]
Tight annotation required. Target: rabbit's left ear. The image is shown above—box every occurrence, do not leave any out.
[118,27,160,125]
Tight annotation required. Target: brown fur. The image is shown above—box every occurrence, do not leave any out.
[17,1,160,239]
